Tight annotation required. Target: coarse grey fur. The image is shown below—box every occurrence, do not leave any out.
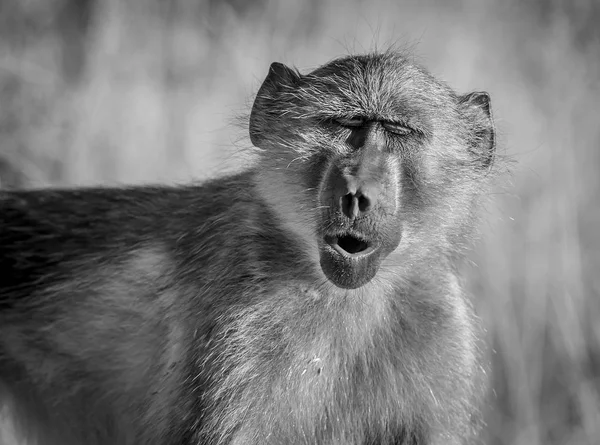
[0,51,498,445]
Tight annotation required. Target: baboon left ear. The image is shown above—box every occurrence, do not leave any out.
[459,91,496,168]
[249,62,301,147]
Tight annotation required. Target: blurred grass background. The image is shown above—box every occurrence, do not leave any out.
[0,0,599,444]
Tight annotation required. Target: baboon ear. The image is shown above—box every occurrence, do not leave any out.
[249,62,301,147]
[459,91,496,169]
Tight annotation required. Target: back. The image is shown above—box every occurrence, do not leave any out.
[0,175,262,445]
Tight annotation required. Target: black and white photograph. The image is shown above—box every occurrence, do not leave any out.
[0,1,598,444]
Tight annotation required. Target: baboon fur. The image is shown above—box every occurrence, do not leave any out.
[0,51,497,445]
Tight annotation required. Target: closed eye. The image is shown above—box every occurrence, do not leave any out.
[382,122,413,136]
[335,117,365,128]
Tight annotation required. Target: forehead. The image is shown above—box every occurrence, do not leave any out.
[298,54,454,119]
[307,53,416,82]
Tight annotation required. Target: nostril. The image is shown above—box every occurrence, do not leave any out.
[340,192,372,219]
[340,193,356,219]
[358,194,371,213]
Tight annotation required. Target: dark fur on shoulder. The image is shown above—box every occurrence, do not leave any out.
[0,51,498,445]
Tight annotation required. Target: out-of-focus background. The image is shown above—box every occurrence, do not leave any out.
[0,0,599,444]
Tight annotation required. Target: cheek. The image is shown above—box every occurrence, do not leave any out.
[382,156,402,214]
[254,154,325,240]
[399,145,456,215]
[304,153,332,193]
[373,157,404,245]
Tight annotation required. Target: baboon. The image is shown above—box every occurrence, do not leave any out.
[0,51,497,445]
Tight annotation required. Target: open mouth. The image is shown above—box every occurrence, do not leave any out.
[319,231,381,289]
[319,230,392,289]
[324,233,374,257]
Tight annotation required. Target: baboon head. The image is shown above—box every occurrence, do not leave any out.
[250,52,495,290]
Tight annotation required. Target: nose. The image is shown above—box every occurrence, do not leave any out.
[338,180,375,220]
[326,169,379,221]
[322,122,386,220]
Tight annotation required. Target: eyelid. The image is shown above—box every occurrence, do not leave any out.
[382,121,413,135]
[332,117,415,135]
[335,117,365,127]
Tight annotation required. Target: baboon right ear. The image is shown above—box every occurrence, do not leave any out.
[249,62,301,147]
[459,91,496,169]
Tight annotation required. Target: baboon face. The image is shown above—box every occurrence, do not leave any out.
[315,124,404,289]
[250,52,495,289]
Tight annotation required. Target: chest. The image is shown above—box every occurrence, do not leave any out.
[201,283,432,444]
